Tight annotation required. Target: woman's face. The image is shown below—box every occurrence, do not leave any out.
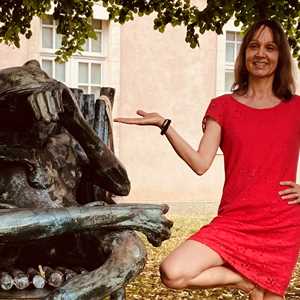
[245,26,279,80]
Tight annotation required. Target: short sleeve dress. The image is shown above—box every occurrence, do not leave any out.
[188,94,300,296]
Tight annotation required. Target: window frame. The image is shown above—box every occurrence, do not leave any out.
[224,31,242,92]
[41,15,105,57]
[40,57,67,83]
[82,20,104,55]
[77,60,103,96]
[40,14,109,97]
[41,15,63,52]
[215,19,242,96]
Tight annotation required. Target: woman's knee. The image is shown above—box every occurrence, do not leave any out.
[159,257,202,289]
[159,246,194,288]
[159,240,224,289]
[159,262,188,289]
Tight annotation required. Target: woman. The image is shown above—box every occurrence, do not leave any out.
[114,19,300,300]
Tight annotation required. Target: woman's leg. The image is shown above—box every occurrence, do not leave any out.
[160,240,256,291]
[160,240,223,289]
[187,265,250,288]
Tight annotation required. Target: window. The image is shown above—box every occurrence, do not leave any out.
[40,14,107,97]
[83,19,103,54]
[42,16,103,54]
[216,19,242,96]
[41,59,66,82]
[41,16,66,82]
[224,31,242,92]
[225,31,242,63]
[41,15,62,50]
[78,62,102,96]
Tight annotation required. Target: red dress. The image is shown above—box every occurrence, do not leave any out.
[188,94,300,296]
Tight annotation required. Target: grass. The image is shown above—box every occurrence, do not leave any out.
[124,214,300,300]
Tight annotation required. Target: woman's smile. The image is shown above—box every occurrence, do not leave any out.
[253,61,268,67]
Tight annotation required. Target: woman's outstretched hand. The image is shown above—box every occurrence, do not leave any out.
[279,181,300,204]
[114,110,165,128]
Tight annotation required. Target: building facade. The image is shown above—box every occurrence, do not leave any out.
[1,4,300,215]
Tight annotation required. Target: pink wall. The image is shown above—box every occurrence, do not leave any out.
[117,15,223,208]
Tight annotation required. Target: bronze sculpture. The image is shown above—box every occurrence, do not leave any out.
[0,60,172,299]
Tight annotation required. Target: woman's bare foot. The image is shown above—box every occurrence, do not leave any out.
[233,277,264,300]
[248,287,264,300]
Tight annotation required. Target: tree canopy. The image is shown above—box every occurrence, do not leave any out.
[1,0,300,65]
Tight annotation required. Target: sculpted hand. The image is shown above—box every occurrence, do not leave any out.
[279,181,300,204]
[114,110,165,128]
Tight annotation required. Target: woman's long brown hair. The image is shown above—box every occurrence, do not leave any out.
[233,19,295,100]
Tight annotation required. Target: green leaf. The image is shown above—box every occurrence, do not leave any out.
[158,26,165,33]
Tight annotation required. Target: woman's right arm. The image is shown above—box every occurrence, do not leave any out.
[114,110,221,176]
[163,117,221,175]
